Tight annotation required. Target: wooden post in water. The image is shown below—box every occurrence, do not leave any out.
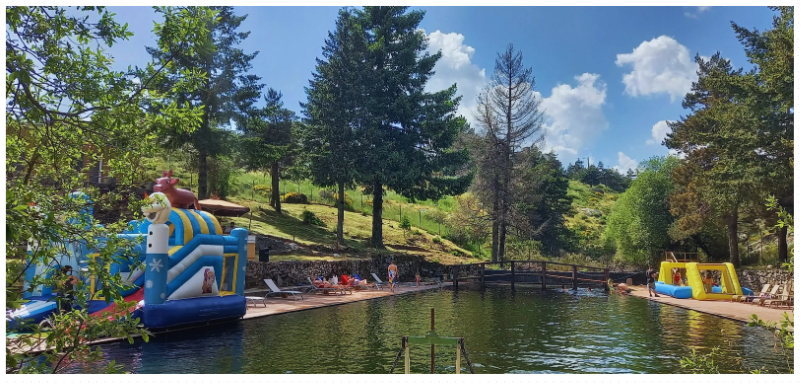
[572,265,578,290]
[452,266,459,288]
[541,261,547,290]
[510,261,515,287]
[604,268,610,292]
[480,263,485,286]
[430,308,435,374]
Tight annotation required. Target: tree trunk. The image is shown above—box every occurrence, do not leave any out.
[727,209,740,268]
[198,149,208,200]
[337,180,345,247]
[491,173,500,262]
[499,222,507,262]
[778,225,788,263]
[371,177,384,249]
[271,161,281,213]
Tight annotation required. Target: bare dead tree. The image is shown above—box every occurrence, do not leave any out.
[473,43,545,261]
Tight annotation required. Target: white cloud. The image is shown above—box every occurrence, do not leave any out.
[615,36,698,102]
[646,120,673,145]
[614,152,638,173]
[422,29,486,121]
[537,73,609,163]
[685,6,712,19]
[668,148,687,159]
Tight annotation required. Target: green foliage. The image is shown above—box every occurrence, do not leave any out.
[432,237,442,244]
[282,192,308,204]
[606,157,680,266]
[207,155,235,199]
[302,210,326,227]
[399,216,412,231]
[148,6,263,199]
[6,6,213,373]
[679,347,724,374]
[254,184,272,196]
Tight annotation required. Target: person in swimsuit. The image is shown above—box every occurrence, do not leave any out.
[388,261,398,292]
[646,266,660,297]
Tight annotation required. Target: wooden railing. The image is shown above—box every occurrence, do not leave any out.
[446,260,610,291]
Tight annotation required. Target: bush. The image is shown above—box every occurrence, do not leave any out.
[254,184,272,196]
[411,229,421,236]
[282,191,308,204]
[319,189,335,200]
[400,215,411,230]
[432,237,441,244]
[302,209,326,227]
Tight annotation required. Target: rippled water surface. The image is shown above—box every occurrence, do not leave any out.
[68,285,790,373]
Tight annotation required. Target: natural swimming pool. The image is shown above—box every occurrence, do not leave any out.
[65,285,791,374]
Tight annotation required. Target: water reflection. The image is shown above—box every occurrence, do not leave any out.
[63,285,789,374]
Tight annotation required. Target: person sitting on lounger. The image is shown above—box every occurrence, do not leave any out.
[351,274,368,286]
[313,276,334,288]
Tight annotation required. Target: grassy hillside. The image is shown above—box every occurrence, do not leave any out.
[146,156,621,264]
[224,200,478,264]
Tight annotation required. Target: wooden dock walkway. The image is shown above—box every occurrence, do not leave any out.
[243,282,443,319]
[625,285,793,328]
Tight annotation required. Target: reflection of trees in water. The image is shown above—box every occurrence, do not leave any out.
[75,287,790,374]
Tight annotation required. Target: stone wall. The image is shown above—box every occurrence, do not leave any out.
[711,268,793,293]
[246,254,473,289]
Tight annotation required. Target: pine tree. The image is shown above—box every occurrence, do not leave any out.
[354,6,471,248]
[473,43,545,261]
[300,8,366,246]
[148,6,263,199]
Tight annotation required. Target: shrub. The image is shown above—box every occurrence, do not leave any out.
[319,189,335,200]
[400,215,411,230]
[302,209,326,227]
[254,184,272,196]
[432,237,441,244]
[411,229,421,236]
[282,191,308,204]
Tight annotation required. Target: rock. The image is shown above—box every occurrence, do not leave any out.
[334,254,340,258]
[579,208,602,217]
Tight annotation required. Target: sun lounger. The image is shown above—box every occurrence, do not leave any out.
[752,284,779,306]
[263,279,304,300]
[371,273,388,290]
[765,284,792,308]
[306,278,348,295]
[734,283,770,302]
[246,296,268,308]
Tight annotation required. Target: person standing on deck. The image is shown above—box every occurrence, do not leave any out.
[646,266,660,297]
[388,261,398,293]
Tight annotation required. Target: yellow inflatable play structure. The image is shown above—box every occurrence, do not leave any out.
[656,261,749,300]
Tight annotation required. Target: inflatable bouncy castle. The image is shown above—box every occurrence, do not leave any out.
[655,261,753,300]
[7,172,248,331]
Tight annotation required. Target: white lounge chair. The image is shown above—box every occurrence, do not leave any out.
[753,284,780,306]
[371,273,390,290]
[263,279,304,300]
[765,284,792,308]
[246,296,268,308]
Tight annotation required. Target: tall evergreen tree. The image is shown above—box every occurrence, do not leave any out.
[354,6,472,248]
[148,6,262,199]
[300,9,366,246]
[241,89,296,212]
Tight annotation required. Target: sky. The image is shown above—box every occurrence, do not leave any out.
[101,6,776,172]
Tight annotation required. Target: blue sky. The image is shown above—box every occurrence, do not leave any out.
[103,6,775,172]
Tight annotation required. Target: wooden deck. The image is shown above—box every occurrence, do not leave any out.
[243,282,444,319]
[625,285,793,329]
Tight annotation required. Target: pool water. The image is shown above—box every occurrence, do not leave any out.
[65,285,791,374]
